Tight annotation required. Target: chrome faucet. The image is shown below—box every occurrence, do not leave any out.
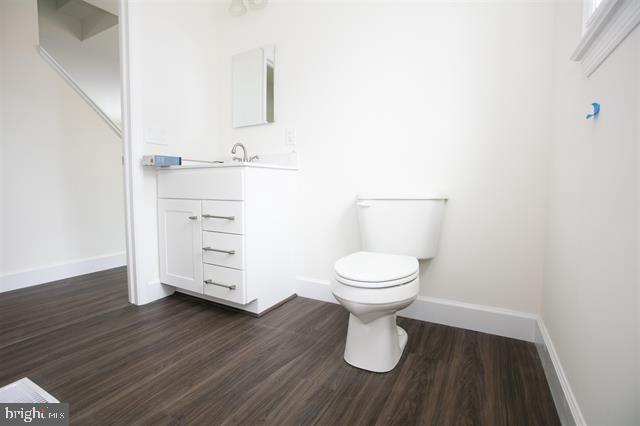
[231,143,259,163]
[231,143,248,162]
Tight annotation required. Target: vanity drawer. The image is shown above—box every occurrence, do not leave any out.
[202,232,244,270]
[203,264,246,304]
[201,201,244,234]
[158,168,244,200]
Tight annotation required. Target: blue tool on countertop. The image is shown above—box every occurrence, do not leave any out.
[586,102,600,120]
[142,155,225,167]
[142,155,182,167]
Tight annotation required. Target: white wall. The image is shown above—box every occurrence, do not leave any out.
[0,0,125,282]
[209,1,555,313]
[542,2,640,424]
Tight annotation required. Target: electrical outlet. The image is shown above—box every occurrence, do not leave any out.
[285,128,296,146]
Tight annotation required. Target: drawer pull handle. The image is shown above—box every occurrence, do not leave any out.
[188,216,198,220]
[204,279,236,290]
[203,247,236,255]
[202,214,235,220]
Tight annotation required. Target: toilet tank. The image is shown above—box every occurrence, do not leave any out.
[356,195,447,260]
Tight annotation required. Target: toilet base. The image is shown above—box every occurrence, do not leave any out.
[343,313,408,373]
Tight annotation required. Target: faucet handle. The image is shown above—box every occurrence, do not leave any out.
[249,155,260,163]
[232,156,243,162]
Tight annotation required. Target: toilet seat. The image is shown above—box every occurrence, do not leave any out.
[335,271,418,288]
[334,251,419,289]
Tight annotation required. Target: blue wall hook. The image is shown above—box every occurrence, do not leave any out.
[586,102,600,120]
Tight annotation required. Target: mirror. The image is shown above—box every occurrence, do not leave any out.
[232,45,275,128]
[37,0,121,134]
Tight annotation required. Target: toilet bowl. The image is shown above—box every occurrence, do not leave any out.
[331,195,447,373]
[331,252,420,373]
[331,251,419,372]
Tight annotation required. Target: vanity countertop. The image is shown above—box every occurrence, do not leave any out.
[159,161,298,171]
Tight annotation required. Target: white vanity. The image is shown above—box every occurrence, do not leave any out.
[156,163,297,315]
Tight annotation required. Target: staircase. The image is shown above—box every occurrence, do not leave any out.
[37,0,122,136]
[55,0,118,41]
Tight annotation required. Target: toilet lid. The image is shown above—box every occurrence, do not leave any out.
[334,252,419,288]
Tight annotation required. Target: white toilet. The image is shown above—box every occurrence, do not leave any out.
[331,195,447,373]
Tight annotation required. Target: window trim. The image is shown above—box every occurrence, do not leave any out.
[571,0,640,76]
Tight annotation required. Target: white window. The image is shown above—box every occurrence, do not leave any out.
[572,0,640,76]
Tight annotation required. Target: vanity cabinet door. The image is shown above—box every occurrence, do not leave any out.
[158,199,203,293]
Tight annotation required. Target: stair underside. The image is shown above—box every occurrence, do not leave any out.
[56,0,118,41]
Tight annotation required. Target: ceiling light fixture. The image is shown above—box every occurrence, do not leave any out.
[247,0,268,10]
[228,0,247,16]
[228,0,268,16]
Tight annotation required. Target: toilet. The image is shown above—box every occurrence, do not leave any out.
[331,195,447,373]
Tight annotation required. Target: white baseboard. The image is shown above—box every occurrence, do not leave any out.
[296,276,338,304]
[535,319,585,426]
[295,276,538,342]
[401,295,538,342]
[0,252,127,293]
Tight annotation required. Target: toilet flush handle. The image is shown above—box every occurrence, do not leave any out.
[357,201,371,208]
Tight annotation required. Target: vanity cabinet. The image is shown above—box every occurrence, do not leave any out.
[157,164,296,315]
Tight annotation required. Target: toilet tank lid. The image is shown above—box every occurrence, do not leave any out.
[357,193,448,201]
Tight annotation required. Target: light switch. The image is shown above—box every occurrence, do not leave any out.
[285,128,296,146]
[145,128,168,146]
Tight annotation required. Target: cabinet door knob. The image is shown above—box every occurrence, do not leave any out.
[188,215,198,220]
[203,247,236,255]
[204,279,236,290]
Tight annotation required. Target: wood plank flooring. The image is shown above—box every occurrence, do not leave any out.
[0,267,559,425]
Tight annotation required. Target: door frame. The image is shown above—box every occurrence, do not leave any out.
[119,0,138,304]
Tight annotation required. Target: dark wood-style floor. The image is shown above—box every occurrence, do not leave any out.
[0,267,559,425]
